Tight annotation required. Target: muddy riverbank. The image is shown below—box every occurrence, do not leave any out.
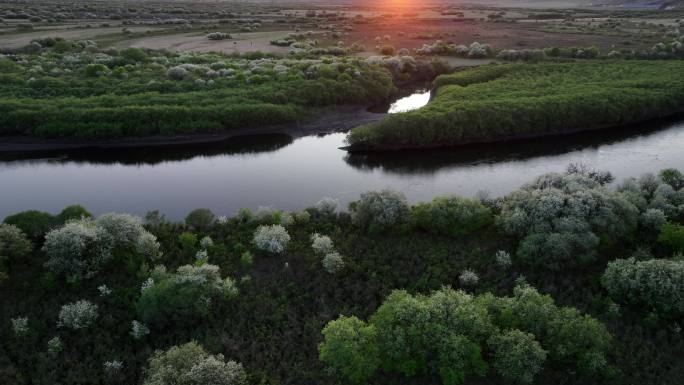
[0,105,385,154]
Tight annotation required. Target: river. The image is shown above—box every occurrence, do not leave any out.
[1,91,684,220]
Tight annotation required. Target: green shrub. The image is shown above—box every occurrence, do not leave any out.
[602,258,684,316]
[119,47,148,63]
[185,209,215,231]
[412,195,492,237]
[57,205,93,222]
[487,330,547,384]
[3,210,58,239]
[379,45,396,55]
[658,223,684,253]
[659,168,684,190]
[0,51,394,138]
[319,284,611,384]
[84,64,109,77]
[137,264,237,326]
[0,224,33,281]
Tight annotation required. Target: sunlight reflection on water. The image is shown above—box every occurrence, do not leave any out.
[388,90,431,113]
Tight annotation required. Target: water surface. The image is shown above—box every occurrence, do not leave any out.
[2,113,684,220]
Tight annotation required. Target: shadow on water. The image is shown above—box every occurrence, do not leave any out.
[0,133,294,166]
[344,116,684,175]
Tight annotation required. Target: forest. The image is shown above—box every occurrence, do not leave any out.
[1,165,683,385]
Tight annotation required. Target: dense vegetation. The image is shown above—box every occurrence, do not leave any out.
[1,165,683,384]
[346,60,684,150]
[0,42,396,138]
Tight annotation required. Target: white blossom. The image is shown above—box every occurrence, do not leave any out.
[141,277,155,293]
[136,232,162,260]
[43,219,112,281]
[47,336,62,355]
[217,216,229,225]
[96,213,145,246]
[58,300,98,330]
[195,250,209,262]
[459,269,479,286]
[253,225,290,254]
[310,233,334,255]
[640,208,667,231]
[199,236,214,250]
[315,197,339,215]
[322,252,345,274]
[11,317,29,336]
[103,360,123,375]
[351,189,410,230]
[130,320,150,339]
[495,250,512,269]
[98,284,112,296]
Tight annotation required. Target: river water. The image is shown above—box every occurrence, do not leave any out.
[1,92,684,220]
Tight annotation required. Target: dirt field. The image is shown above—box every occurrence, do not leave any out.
[0,26,165,50]
[122,30,294,54]
[338,18,659,52]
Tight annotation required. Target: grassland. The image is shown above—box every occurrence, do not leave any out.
[0,45,396,138]
[346,60,684,151]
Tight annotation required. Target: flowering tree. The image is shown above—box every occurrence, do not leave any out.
[500,172,638,269]
[253,225,290,254]
[315,197,339,216]
[602,258,684,316]
[44,214,161,281]
[143,341,246,385]
[11,317,29,336]
[43,220,112,281]
[350,189,410,232]
[322,252,345,274]
[310,233,334,255]
[459,269,479,287]
[58,300,98,329]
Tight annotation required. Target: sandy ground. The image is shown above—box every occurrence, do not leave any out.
[0,26,164,50]
[123,31,294,54]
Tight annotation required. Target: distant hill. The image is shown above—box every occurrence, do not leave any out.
[295,0,683,10]
[449,0,683,9]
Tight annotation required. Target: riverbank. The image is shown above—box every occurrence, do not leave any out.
[0,105,384,153]
[345,61,684,152]
[343,110,684,153]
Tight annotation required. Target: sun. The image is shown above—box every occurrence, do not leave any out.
[386,0,414,9]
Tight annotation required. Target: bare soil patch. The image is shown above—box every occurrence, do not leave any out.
[123,30,293,54]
